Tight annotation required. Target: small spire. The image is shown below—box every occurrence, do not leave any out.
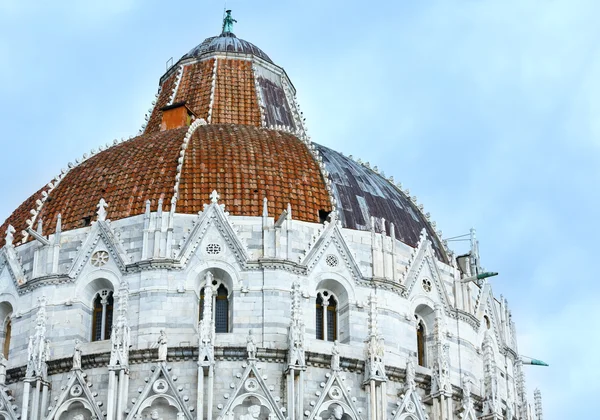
[222,9,237,35]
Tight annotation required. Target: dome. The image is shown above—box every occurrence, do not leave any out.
[181,33,273,64]
[0,16,447,262]
[0,13,536,420]
[0,126,446,261]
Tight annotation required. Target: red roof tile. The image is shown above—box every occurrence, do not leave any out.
[1,125,331,245]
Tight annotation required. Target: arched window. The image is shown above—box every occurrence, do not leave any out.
[416,318,426,367]
[3,318,11,358]
[316,291,337,341]
[0,302,14,359]
[199,282,230,333]
[91,289,114,341]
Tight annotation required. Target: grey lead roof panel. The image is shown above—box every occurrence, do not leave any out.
[315,144,447,263]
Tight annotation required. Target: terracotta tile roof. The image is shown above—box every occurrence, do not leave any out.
[36,127,188,235]
[178,125,330,221]
[144,72,178,134]
[173,59,215,121]
[211,59,261,126]
[1,125,331,245]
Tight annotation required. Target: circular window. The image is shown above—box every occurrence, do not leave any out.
[422,278,432,293]
[206,243,222,255]
[325,254,339,267]
[91,250,109,267]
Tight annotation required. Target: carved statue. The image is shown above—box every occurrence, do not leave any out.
[149,409,163,420]
[222,10,237,34]
[405,357,416,391]
[240,405,261,420]
[365,335,386,379]
[328,404,344,420]
[4,225,15,247]
[246,329,257,360]
[72,339,82,370]
[157,330,168,362]
[72,414,84,420]
[331,340,340,372]
[288,321,305,367]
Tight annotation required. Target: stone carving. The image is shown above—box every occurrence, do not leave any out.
[110,281,130,367]
[0,353,6,384]
[482,330,500,415]
[72,414,84,420]
[288,282,306,369]
[405,357,416,392]
[431,305,450,394]
[96,198,108,221]
[72,339,82,371]
[364,294,386,382]
[26,297,48,379]
[246,329,257,360]
[327,403,345,420]
[157,330,168,362]
[4,225,15,247]
[331,340,340,372]
[199,272,215,367]
[239,405,261,420]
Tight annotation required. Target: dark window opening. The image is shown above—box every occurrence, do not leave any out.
[215,284,229,333]
[316,295,324,340]
[417,321,425,367]
[318,209,332,224]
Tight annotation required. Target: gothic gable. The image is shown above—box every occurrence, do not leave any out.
[0,385,19,420]
[125,362,194,420]
[392,388,429,420]
[403,231,451,313]
[0,247,25,287]
[177,196,249,268]
[302,219,363,282]
[68,220,129,278]
[307,371,365,420]
[217,360,286,420]
[46,370,104,420]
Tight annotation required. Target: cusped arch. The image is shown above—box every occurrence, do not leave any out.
[314,273,355,304]
[229,392,276,414]
[75,268,120,306]
[54,398,95,420]
[317,400,356,420]
[187,259,241,294]
[138,394,182,413]
[0,298,14,358]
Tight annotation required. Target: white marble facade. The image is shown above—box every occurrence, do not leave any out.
[0,192,534,420]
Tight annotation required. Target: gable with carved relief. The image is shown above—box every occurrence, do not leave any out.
[176,202,249,268]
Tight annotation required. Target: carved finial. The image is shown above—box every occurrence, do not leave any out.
[96,198,108,221]
[36,218,43,235]
[287,203,292,220]
[157,197,164,216]
[4,225,15,247]
[56,214,62,235]
[262,197,268,217]
[210,190,220,204]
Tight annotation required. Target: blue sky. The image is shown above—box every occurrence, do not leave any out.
[1,1,598,417]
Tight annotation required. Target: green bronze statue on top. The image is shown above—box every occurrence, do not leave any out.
[222,9,237,34]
